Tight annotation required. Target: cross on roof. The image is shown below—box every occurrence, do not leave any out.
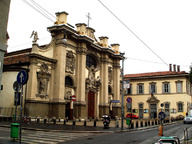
[86,13,91,27]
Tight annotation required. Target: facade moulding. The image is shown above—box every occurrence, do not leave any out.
[28,53,57,64]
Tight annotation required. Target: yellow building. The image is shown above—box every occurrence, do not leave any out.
[124,64,191,119]
[1,11,122,119]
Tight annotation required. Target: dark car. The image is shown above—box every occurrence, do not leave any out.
[126,113,138,119]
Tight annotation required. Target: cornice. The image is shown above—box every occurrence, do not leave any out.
[28,53,57,63]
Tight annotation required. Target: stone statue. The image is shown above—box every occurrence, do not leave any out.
[65,90,72,100]
[30,31,39,44]
[66,51,75,74]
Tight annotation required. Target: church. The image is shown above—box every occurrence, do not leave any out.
[2,11,123,119]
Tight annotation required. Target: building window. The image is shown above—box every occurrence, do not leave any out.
[86,55,97,68]
[162,82,170,93]
[1,85,3,90]
[177,102,183,112]
[137,83,144,94]
[125,84,132,95]
[164,103,170,117]
[176,81,182,93]
[65,76,73,87]
[149,82,156,94]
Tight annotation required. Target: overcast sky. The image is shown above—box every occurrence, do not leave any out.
[7,0,192,74]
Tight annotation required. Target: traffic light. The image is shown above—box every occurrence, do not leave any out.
[158,124,163,136]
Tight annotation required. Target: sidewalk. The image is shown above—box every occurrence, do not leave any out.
[0,120,126,133]
[0,119,182,133]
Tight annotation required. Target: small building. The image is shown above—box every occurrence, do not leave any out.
[1,11,123,119]
[124,64,191,119]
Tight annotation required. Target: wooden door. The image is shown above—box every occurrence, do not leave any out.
[88,91,95,118]
[150,104,157,119]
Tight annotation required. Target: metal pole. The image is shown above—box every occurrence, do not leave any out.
[72,101,74,130]
[121,52,125,130]
[19,85,23,144]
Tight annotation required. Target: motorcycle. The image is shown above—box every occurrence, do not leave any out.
[103,115,110,128]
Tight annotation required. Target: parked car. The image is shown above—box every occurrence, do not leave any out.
[126,113,138,119]
[155,136,180,144]
[183,115,192,124]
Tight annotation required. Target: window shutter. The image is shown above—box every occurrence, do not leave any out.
[155,85,157,93]
[149,85,151,94]
[168,83,170,93]
[130,85,132,94]
[137,85,139,94]
[162,84,164,93]
[142,85,144,94]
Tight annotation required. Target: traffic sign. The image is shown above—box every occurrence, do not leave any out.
[110,100,120,103]
[71,95,76,102]
[13,81,21,92]
[158,112,166,120]
[17,70,28,85]
[126,97,132,103]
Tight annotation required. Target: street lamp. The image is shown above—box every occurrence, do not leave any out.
[120,52,125,130]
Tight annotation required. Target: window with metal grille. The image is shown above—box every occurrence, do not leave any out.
[178,103,183,112]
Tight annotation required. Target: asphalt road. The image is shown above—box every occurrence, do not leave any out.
[0,122,191,144]
[62,122,192,144]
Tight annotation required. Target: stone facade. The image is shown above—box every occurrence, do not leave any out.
[2,11,122,119]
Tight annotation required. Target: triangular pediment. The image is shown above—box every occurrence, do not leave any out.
[147,95,159,104]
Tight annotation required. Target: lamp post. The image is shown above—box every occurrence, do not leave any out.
[120,52,125,130]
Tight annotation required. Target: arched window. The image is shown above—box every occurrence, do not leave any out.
[86,55,97,68]
[65,76,73,87]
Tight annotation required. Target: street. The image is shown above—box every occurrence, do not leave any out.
[0,122,191,144]
[63,122,192,144]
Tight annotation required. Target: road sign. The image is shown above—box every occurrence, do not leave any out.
[110,100,120,103]
[14,92,21,106]
[126,97,132,103]
[71,95,76,102]
[13,81,21,92]
[158,112,166,120]
[17,70,28,85]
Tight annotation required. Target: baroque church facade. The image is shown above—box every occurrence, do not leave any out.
[2,11,123,119]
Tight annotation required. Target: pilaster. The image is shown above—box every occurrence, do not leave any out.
[53,38,67,102]
[75,43,87,102]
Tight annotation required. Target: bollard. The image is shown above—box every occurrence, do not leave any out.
[94,120,96,127]
[84,120,86,126]
[63,119,66,125]
[73,121,76,125]
[44,118,47,124]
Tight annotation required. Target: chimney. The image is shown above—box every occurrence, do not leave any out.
[177,65,180,72]
[86,27,95,39]
[173,64,176,72]
[111,44,120,54]
[76,23,87,35]
[99,36,108,47]
[55,11,68,25]
[169,64,172,71]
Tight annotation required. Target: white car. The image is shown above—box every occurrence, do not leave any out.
[183,116,192,124]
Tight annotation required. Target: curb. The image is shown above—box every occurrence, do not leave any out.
[0,120,182,133]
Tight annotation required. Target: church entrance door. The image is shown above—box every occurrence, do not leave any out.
[88,91,95,118]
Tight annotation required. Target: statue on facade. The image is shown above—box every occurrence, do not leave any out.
[65,90,72,100]
[66,51,75,74]
[30,31,39,44]
[36,63,51,98]
[108,67,113,84]
[86,66,101,91]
